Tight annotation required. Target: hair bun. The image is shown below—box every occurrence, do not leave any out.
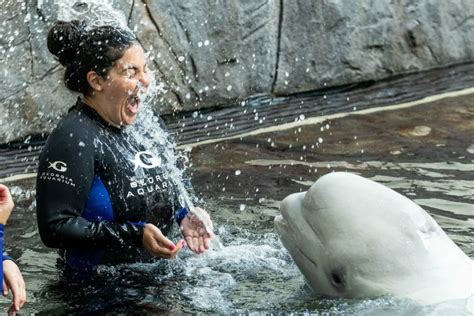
[47,20,87,66]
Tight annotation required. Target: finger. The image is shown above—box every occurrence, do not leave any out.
[14,279,26,310]
[0,184,7,196]
[20,277,26,307]
[185,236,194,251]
[151,230,176,252]
[2,279,8,297]
[192,237,199,253]
[0,185,12,202]
[176,239,186,250]
[168,242,177,251]
[8,304,16,315]
[9,280,21,311]
[169,240,186,258]
[145,237,174,258]
[198,236,205,254]
[171,240,183,253]
[204,236,211,250]
[19,284,26,308]
[147,226,177,257]
[148,243,174,259]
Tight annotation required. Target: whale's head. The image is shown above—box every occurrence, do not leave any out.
[275,172,472,303]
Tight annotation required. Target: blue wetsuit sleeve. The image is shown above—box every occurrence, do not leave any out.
[175,207,188,226]
[36,122,144,250]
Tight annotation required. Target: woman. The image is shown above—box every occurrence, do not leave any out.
[36,21,212,277]
[0,184,26,312]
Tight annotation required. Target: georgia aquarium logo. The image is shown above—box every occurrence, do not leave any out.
[131,151,161,170]
[48,161,68,172]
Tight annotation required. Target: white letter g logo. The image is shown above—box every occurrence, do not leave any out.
[48,161,68,172]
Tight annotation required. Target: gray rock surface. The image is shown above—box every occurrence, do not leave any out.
[0,0,473,142]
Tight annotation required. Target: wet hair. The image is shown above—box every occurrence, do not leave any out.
[47,20,138,95]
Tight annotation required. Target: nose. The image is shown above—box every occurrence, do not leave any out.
[139,71,150,89]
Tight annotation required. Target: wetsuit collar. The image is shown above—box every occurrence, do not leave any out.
[74,98,123,133]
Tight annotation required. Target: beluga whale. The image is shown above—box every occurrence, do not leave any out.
[275,172,473,305]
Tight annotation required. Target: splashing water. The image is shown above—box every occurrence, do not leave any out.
[50,0,215,235]
[129,78,214,236]
[51,0,128,30]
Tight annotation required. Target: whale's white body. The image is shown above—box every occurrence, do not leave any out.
[275,172,473,305]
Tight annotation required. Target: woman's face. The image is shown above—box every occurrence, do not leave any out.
[99,44,151,126]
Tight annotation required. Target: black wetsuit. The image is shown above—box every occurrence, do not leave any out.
[36,99,188,275]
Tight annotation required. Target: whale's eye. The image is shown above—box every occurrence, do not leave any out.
[330,269,346,289]
[332,273,342,285]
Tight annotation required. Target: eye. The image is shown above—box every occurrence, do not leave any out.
[125,68,137,78]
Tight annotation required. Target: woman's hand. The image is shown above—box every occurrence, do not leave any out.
[0,185,14,225]
[181,207,214,254]
[2,259,26,313]
[142,223,184,259]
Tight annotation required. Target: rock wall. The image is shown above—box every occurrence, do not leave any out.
[0,0,473,142]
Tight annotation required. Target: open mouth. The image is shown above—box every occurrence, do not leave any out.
[126,94,141,115]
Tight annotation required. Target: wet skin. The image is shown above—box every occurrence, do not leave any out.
[83,44,151,127]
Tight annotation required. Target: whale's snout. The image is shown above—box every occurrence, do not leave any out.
[274,172,474,305]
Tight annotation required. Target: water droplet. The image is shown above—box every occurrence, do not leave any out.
[235,170,241,176]
[239,204,246,211]
[318,137,323,143]
[227,85,232,91]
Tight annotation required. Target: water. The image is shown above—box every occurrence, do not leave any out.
[127,80,214,235]
[1,1,471,314]
[1,171,472,314]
